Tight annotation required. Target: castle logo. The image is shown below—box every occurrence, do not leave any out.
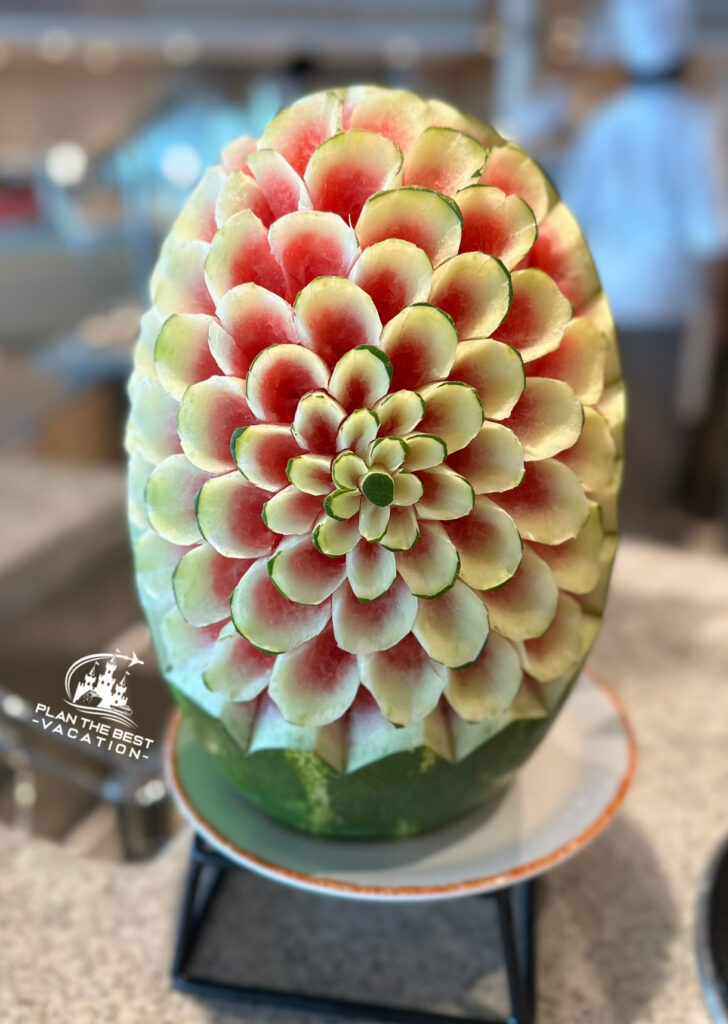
[32,649,155,762]
[64,650,142,727]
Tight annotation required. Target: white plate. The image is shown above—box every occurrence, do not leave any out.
[165,670,636,902]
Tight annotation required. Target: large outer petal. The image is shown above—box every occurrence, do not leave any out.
[152,239,214,315]
[349,239,432,325]
[214,283,299,376]
[204,620,275,701]
[269,622,359,727]
[479,142,555,224]
[232,424,302,491]
[380,303,457,391]
[127,376,181,464]
[348,88,429,152]
[395,521,460,598]
[332,576,417,655]
[446,422,524,494]
[178,376,254,473]
[133,529,190,601]
[145,454,210,545]
[196,472,276,558]
[154,313,218,400]
[515,593,583,682]
[494,459,589,545]
[502,378,584,461]
[356,186,462,266]
[268,536,347,605]
[258,90,340,176]
[445,631,522,722]
[230,558,330,654]
[360,633,447,725]
[526,202,600,312]
[403,127,486,194]
[304,129,403,223]
[429,251,511,339]
[246,148,312,219]
[205,210,286,300]
[413,580,489,669]
[493,269,571,362]
[445,496,523,591]
[294,276,382,368]
[480,546,558,641]
[173,543,250,626]
[457,184,537,269]
[245,345,329,424]
[269,211,359,298]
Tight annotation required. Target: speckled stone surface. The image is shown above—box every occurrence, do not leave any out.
[2,538,727,1024]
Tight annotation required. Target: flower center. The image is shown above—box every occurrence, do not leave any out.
[361,470,394,507]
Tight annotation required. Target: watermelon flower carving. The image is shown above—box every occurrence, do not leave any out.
[128,86,624,836]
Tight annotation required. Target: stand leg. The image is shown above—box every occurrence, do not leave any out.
[172,839,227,980]
[524,881,537,1016]
[493,882,536,1024]
[172,836,538,1024]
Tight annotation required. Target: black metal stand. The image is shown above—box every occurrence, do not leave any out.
[172,834,537,1024]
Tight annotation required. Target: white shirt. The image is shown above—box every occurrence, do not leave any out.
[559,82,728,330]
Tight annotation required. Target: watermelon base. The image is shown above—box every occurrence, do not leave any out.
[170,685,562,838]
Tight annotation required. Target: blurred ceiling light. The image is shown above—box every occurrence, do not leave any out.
[161,29,201,67]
[383,35,421,72]
[1,692,28,720]
[37,27,75,64]
[476,23,503,58]
[160,143,201,189]
[82,39,119,74]
[546,15,585,66]
[13,777,37,809]
[134,778,167,807]
[45,141,88,188]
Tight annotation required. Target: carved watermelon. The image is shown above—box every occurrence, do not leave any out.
[127,86,624,837]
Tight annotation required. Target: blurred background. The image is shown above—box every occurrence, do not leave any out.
[0,0,726,859]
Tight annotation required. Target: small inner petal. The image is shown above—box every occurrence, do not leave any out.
[369,436,407,472]
[392,471,424,507]
[373,390,425,436]
[325,488,362,521]
[359,498,391,542]
[332,451,367,490]
[336,408,380,458]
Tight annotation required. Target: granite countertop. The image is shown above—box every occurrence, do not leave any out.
[2,537,728,1024]
[0,456,125,616]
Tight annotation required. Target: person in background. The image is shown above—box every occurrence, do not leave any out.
[559,0,728,538]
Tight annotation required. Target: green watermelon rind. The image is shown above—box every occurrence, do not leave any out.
[169,681,574,839]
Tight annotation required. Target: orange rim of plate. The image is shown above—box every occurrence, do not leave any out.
[164,668,637,898]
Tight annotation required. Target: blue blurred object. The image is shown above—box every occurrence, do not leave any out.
[557,0,728,529]
[559,0,728,331]
[560,82,728,330]
[609,0,692,76]
[104,80,283,290]
[34,325,132,394]
[108,79,281,192]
